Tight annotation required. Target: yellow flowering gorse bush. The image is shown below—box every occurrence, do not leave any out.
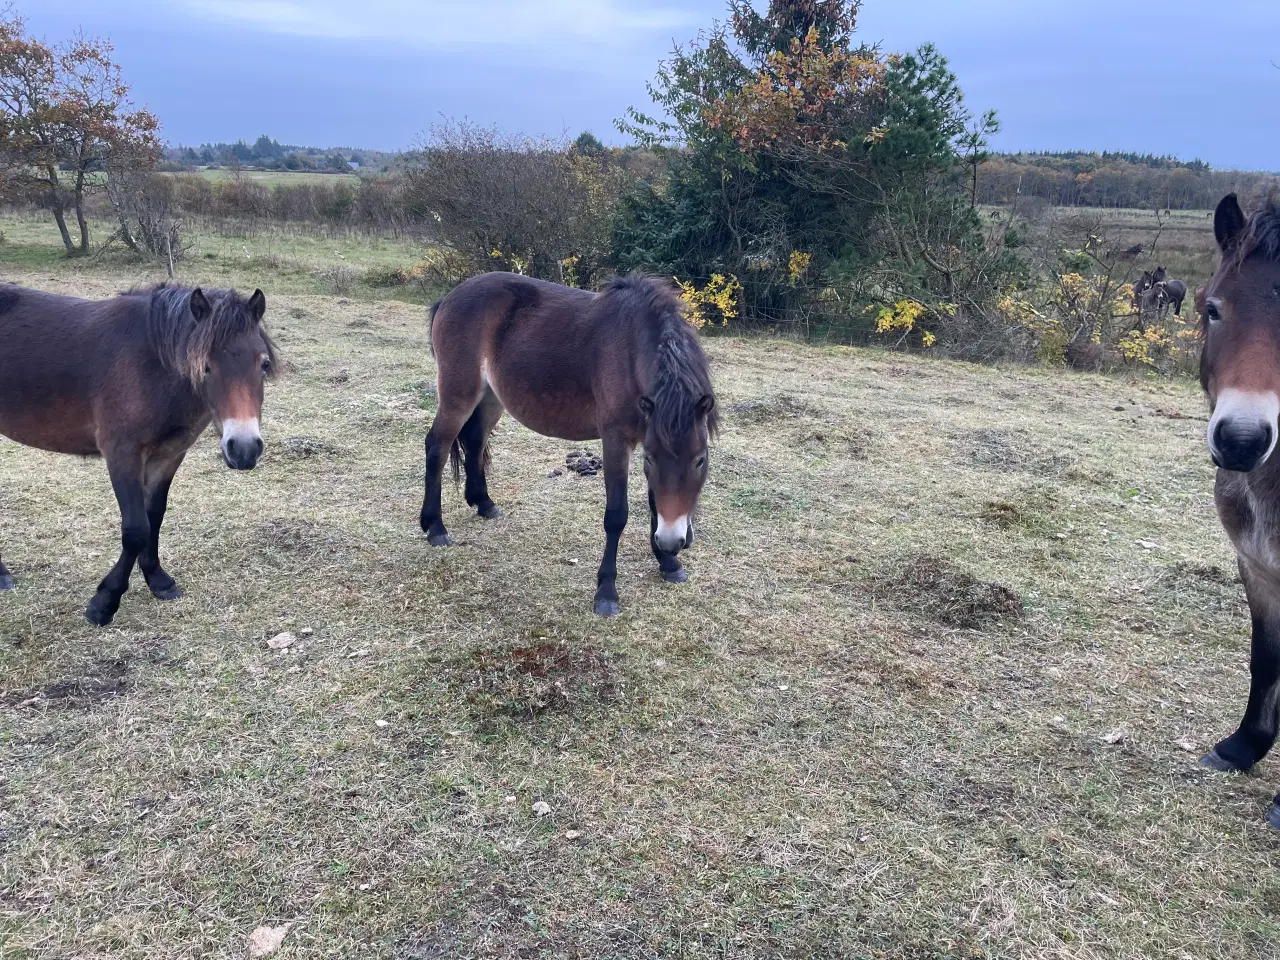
[678,274,743,330]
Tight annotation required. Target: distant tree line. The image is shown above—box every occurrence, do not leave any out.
[161,137,396,173]
[977,151,1278,210]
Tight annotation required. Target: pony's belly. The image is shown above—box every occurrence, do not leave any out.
[503,398,600,442]
[484,367,600,441]
[0,408,99,456]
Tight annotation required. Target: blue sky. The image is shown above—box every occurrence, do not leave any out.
[22,0,1280,170]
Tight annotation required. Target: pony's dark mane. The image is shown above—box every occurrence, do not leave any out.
[1227,200,1280,272]
[601,274,719,451]
[126,283,277,385]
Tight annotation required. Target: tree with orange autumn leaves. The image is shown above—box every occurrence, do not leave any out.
[615,1,1021,355]
[0,12,159,255]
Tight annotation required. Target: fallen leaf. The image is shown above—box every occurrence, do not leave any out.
[267,632,296,650]
[564,829,582,840]
[1174,737,1199,753]
[532,801,552,817]
[1100,727,1128,745]
[247,923,292,958]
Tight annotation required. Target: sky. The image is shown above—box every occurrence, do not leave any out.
[21,0,1280,170]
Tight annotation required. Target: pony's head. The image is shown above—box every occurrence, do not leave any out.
[178,287,277,470]
[1200,194,1280,473]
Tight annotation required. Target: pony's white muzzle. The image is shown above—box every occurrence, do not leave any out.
[221,417,264,470]
[1209,389,1279,473]
[653,513,688,554]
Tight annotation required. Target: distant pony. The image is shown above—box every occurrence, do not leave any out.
[1134,267,1188,318]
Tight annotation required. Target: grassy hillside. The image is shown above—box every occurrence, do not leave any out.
[2,228,1278,958]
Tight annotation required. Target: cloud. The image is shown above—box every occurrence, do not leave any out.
[183,0,699,48]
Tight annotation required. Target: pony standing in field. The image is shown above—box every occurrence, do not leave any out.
[0,283,276,626]
[421,273,717,616]
[1134,267,1188,318]
[1195,194,1280,829]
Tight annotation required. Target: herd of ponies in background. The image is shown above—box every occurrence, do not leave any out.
[1,193,1280,830]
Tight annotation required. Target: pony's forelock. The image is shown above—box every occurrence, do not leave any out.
[131,283,277,385]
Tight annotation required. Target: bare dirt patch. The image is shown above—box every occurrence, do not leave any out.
[4,658,130,709]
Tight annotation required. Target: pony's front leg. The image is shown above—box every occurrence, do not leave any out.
[649,488,688,584]
[1203,561,1280,772]
[0,551,13,591]
[86,453,149,627]
[593,435,631,617]
[138,454,187,601]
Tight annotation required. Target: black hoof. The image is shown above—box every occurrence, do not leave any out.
[149,582,184,602]
[1269,800,1280,831]
[428,532,455,547]
[85,598,118,628]
[662,568,689,584]
[594,597,620,617]
[1200,748,1247,773]
[478,505,504,519]
[0,573,13,591]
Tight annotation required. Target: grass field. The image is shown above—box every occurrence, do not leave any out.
[175,168,364,187]
[3,217,1280,958]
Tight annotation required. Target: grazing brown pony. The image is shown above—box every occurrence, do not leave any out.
[1195,194,1280,829]
[0,283,276,626]
[420,272,717,616]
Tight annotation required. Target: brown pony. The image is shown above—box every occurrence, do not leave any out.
[420,272,717,616]
[0,283,277,626]
[1195,194,1280,829]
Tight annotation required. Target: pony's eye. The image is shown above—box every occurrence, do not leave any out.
[204,363,212,375]
[1206,302,1222,323]
[694,456,707,470]
[261,358,272,373]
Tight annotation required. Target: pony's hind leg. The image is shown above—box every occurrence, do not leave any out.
[0,549,13,591]
[421,387,483,547]
[460,389,505,520]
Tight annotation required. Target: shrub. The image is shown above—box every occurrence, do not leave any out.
[403,120,631,286]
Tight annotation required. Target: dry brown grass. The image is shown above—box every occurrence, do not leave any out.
[2,249,1280,958]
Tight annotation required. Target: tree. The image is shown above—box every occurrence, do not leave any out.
[0,13,159,255]
[614,0,1016,351]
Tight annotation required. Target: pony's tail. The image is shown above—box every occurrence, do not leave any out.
[426,299,443,357]
[449,438,463,486]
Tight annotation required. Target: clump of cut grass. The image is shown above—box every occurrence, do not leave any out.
[274,435,347,463]
[459,641,626,722]
[871,554,1024,628]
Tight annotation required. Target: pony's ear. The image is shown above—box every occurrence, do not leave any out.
[189,288,211,322]
[1216,194,1247,254]
[638,396,655,419]
[696,394,715,418]
[247,289,266,323]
